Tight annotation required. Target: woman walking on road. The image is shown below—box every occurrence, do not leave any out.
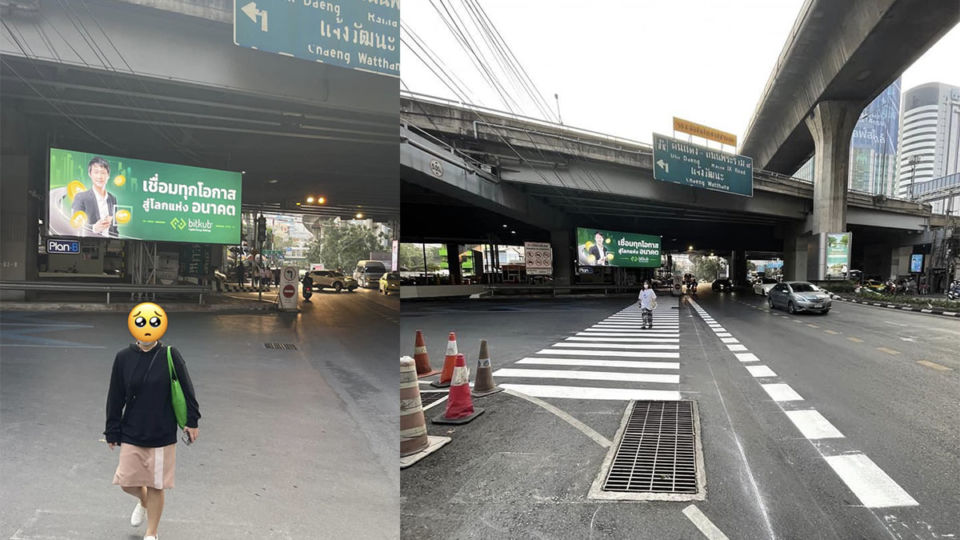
[105,302,200,540]
[639,280,657,329]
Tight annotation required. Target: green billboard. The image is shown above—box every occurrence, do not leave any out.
[825,232,851,279]
[47,148,242,244]
[576,228,661,268]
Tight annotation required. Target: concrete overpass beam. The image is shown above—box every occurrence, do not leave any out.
[805,100,861,235]
[783,224,808,281]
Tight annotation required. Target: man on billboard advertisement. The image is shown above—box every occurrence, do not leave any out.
[70,156,119,237]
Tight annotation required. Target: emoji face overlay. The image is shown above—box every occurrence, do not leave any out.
[128,302,168,342]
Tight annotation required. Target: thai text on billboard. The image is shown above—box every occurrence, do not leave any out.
[576,228,661,268]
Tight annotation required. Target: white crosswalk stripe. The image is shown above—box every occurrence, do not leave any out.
[497,305,685,400]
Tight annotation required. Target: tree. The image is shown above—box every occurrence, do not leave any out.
[307,221,383,271]
[398,243,424,270]
[690,254,726,282]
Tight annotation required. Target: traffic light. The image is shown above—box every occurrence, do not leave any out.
[257,215,267,243]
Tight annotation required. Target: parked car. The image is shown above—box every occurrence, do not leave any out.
[308,270,358,292]
[712,279,734,292]
[354,260,387,288]
[768,281,831,314]
[379,271,400,295]
[753,277,778,296]
[862,279,886,292]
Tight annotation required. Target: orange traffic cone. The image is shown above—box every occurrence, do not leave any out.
[413,330,439,378]
[429,332,458,388]
[432,354,484,425]
[472,340,503,397]
[400,356,451,468]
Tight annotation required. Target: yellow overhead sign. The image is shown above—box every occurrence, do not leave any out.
[673,117,737,147]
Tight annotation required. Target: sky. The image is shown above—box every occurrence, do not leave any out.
[401,1,960,146]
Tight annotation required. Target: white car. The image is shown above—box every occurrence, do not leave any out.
[753,278,779,296]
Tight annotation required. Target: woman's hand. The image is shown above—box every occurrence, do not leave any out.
[108,441,117,450]
[184,426,199,443]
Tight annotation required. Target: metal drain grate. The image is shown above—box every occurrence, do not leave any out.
[264,343,298,351]
[602,401,698,494]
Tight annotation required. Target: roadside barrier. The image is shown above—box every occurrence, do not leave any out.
[432,354,484,425]
[414,330,439,378]
[430,332,459,388]
[472,339,503,397]
[400,356,451,468]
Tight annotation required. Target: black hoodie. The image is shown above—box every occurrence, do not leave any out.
[104,343,200,447]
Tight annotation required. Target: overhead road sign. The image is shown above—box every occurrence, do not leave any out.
[673,117,737,147]
[652,134,753,197]
[233,0,400,78]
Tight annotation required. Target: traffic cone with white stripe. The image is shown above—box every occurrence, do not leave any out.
[400,356,451,468]
[429,332,458,388]
[472,340,503,397]
[413,331,439,378]
[432,354,484,425]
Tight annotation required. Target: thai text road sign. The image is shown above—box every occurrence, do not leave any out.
[524,242,553,276]
[233,0,400,78]
[673,117,737,147]
[653,133,753,197]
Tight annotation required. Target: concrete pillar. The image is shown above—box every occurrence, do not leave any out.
[782,225,808,281]
[804,100,861,235]
[551,229,572,286]
[445,243,461,285]
[731,249,747,284]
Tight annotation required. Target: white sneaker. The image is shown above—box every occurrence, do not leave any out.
[130,502,147,527]
[144,536,158,540]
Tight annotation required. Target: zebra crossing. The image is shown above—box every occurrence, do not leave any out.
[495,305,682,400]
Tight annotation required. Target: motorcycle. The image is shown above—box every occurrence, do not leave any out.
[302,281,313,302]
[947,282,960,301]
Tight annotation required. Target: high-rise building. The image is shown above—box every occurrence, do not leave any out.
[896,82,960,199]
[850,79,900,196]
[790,80,901,197]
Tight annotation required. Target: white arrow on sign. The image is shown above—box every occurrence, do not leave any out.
[241,2,269,32]
[656,159,669,173]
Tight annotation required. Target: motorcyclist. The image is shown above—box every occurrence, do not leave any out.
[301,272,314,302]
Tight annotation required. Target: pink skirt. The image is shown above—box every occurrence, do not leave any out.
[112,443,176,490]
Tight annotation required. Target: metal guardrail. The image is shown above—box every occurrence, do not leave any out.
[0,281,207,305]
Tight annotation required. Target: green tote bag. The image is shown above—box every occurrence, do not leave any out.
[167,347,188,429]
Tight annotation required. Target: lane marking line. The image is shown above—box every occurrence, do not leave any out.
[421,395,448,411]
[720,337,739,344]
[566,336,679,343]
[916,360,952,371]
[745,365,777,378]
[735,353,759,363]
[807,324,819,328]
[726,344,748,352]
[876,347,900,355]
[847,337,864,343]
[517,358,679,370]
[502,388,612,448]
[501,384,681,402]
[823,454,918,508]
[494,368,679,384]
[553,342,680,350]
[824,330,840,335]
[784,410,844,440]
[682,505,730,540]
[716,333,733,338]
[538,349,679,358]
[761,383,804,401]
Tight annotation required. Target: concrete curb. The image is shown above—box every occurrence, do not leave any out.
[0,301,276,313]
[827,294,960,318]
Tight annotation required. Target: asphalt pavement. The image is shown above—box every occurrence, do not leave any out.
[1,287,399,540]
[400,292,959,539]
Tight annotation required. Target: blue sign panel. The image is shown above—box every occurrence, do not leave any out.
[233,0,399,77]
[652,134,753,197]
[48,239,80,254]
[910,254,923,273]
